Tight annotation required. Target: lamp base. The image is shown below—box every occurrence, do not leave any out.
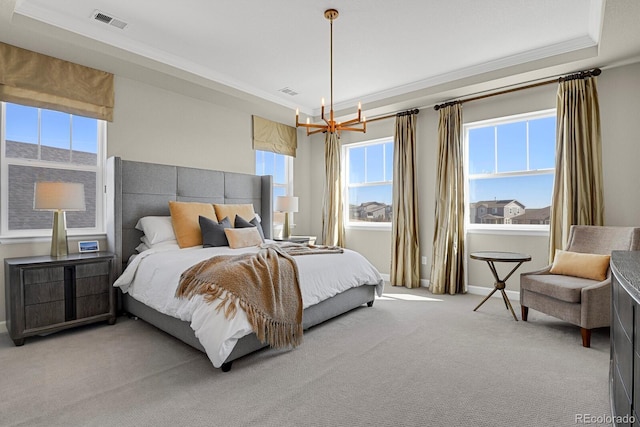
[283,212,291,239]
[51,210,69,257]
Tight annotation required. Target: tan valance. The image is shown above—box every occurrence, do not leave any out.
[0,42,114,121]
[252,116,297,157]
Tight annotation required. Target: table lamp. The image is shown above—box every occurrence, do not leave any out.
[34,182,86,257]
[275,196,299,239]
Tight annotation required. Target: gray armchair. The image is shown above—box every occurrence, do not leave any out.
[520,225,640,347]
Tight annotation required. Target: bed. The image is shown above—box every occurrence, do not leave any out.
[106,157,383,371]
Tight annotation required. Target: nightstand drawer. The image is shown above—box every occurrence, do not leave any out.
[76,293,110,318]
[23,266,64,285]
[76,273,110,297]
[76,262,110,279]
[25,301,65,329]
[24,281,65,305]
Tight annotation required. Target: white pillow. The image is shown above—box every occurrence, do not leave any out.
[140,235,179,248]
[135,216,176,245]
[137,239,180,252]
[135,242,151,253]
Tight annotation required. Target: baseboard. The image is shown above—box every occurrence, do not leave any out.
[379,273,430,288]
[0,320,6,335]
[467,285,520,301]
[381,276,514,296]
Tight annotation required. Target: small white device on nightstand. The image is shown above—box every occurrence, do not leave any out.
[78,240,99,253]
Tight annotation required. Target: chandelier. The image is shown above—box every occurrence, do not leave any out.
[295,9,366,136]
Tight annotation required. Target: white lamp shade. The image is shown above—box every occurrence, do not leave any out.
[34,182,86,211]
[275,196,299,213]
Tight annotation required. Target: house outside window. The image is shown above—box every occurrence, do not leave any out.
[343,137,393,228]
[465,109,556,231]
[1,102,106,240]
[255,150,293,236]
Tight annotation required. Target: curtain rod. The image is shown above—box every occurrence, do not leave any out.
[433,68,601,111]
[367,108,420,124]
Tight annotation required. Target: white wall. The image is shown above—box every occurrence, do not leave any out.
[2,57,640,325]
[307,62,640,294]
[465,63,640,292]
[0,74,311,325]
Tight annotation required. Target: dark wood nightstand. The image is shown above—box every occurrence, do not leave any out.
[4,252,116,346]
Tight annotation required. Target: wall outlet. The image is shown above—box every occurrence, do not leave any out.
[421,256,427,265]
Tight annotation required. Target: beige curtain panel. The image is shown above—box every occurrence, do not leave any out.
[0,42,114,121]
[548,77,604,262]
[391,114,421,288]
[322,132,345,247]
[430,103,466,295]
[252,116,298,157]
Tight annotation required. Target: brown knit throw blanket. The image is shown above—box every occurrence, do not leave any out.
[176,245,303,348]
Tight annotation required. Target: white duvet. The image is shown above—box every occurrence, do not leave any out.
[113,243,384,367]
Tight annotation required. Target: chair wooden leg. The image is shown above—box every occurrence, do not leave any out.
[521,306,528,321]
[581,328,591,348]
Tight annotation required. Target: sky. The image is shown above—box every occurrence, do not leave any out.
[347,141,393,205]
[467,115,556,208]
[6,103,98,154]
[344,114,555,209]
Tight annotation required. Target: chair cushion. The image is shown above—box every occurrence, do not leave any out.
[520,273,599,303]
[550,249,611,281]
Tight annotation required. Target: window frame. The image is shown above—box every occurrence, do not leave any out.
[343,136,394,230]
[0,102,107,242]
[464,108,556,235]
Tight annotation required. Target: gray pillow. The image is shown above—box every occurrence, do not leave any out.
[200,215,232,247]
[234,215,265,241]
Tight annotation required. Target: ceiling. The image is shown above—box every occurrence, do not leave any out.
[5,0,640,119]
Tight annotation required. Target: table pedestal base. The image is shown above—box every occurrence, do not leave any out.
[473,280,518,321]
[472,258,525,321]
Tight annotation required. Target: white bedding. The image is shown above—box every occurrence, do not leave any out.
[114,243,383,367]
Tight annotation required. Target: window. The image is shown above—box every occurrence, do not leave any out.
[343,137,394,227]
[255,150,293,200]
[1,102,106,239]
[465,109,556,230]
[255,150,293,237]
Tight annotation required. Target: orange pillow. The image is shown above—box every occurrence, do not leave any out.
[169,201,218,248]
[224,227,262,249]
[213,204,256,225]
[549,250,611,281]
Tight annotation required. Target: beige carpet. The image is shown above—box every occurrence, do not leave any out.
[0,284,611,427]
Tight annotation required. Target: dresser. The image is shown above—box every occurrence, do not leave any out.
[610,251,640,426]
[4,252,116,346]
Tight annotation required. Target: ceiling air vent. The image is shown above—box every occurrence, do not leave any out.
[92,10,128,30]
[278,87,299,96]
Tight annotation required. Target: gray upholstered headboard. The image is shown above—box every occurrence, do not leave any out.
[106,156,273,275]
